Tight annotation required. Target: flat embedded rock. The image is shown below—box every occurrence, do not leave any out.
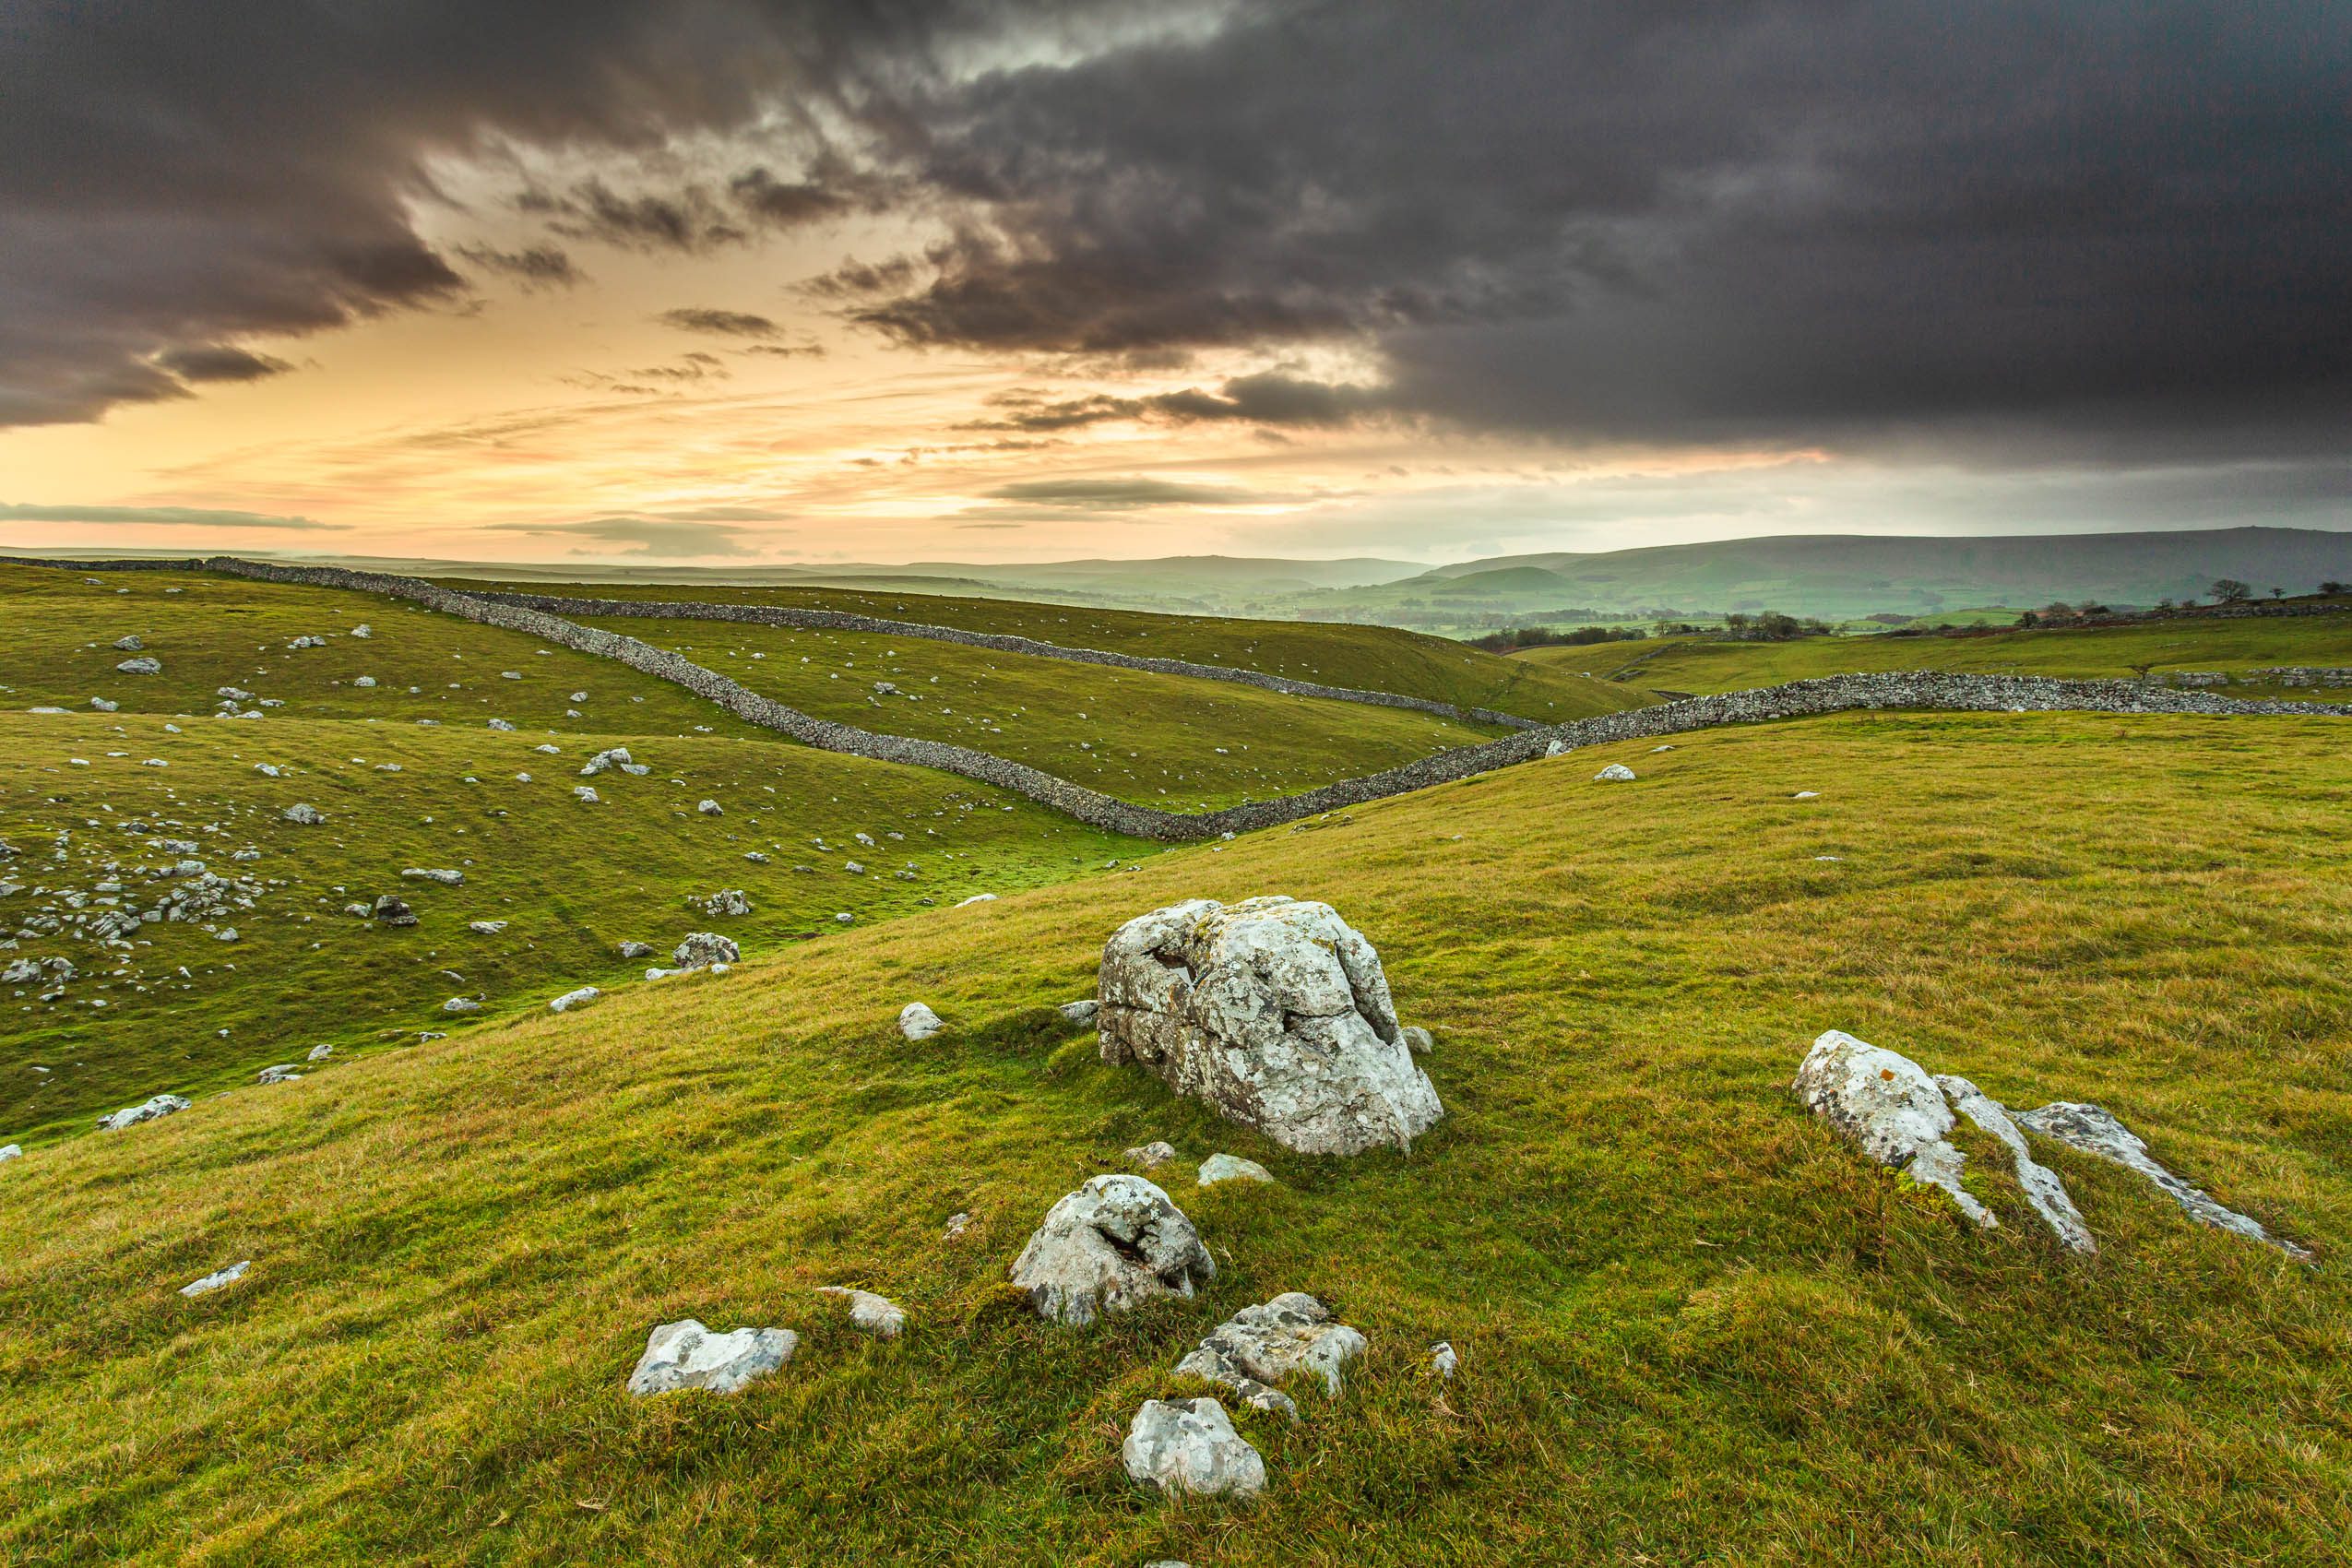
[99,1094,190,1131]
[115,657,161,675]
[1935,1075,2096,1254]
[1198,1153,1274,1187]
[1122,1397,1265,1497]
[468,920,507,935]
[1124,1140,1177,1169]
[255,1063,302,1084]
[1173,1291,1366,1419]
[1593,763,1636,781]
[2016,1100,2310,1258]
[1057,997,1099,1028]
[548,986,600,1013]
[180,1261,249,1298]
[899,1002,944,1040]
[402,868,463,885]
[442,997,481,1015]
[625,1319,798,1396]
[815,1286,907,1338]
[1010,1174,1213,1326]
[1098,896,1443,1156]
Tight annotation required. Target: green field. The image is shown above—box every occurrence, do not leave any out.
[5,705,2350,1563]
[456,576,1650,723]
[1532,613,2352,696]
[577,612,1503,810]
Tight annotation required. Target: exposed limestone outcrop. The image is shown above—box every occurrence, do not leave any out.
[2016,1101,2310,1258]
[1009,1174,1213,1325]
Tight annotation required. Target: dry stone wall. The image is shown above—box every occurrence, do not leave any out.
[18,555,2352,843]
[464,588,1538,730]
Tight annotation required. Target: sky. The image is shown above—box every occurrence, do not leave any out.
[2,0,2347,567]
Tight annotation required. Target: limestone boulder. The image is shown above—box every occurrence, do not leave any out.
[1009,1174,1213,1325]
[99,1094,190,1131]
[1098,897,1443,1156]
[625,1319,797,1396]
[1794,1029,1992,1228]
[1173,1291,1366,1419]
[1122,1398,1265,1497]
[898,1002,944,1040]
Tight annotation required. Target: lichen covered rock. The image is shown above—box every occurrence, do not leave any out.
[1009,1174,1213,1325]
[1098,897,1443,1155]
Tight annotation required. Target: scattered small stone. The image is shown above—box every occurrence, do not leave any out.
[469,920,508,934]
[1122,1398,1265,1497]
[1793,790,1820,799]
[442,997,481,1015]
[1198,1153,1274,1187]
[372,895,418,928]
[548,986,600,1013]
[256,1063,302,1084]
[834,911,853,924]
[815,1286,907,1338]
[115,657,161,675]
[899,1002,944,1039]
[697,800,724,815]
[488,718,516,731]
[619,940,657,960]
[699,888,752,917]
[1174,1291,1365,1418]
[89,696,117,712]
[955,893,997,907]
[1125,1140,1177,1168]
[1593,763,1636,781]
[402,868,463,885]
[350,624,372,638]
[625,1319,797,1396]
[0,1145,22,1163]
[98,1094,191,1131]
[113,635,144,651]
[1057,998,1099,1028]
[282,803,325,826]
[944,1211,973,1240]
[573,785,600,803]
[352,676,377,688]
[180,1261,251,1298]
[1401,1025,1434,1054]
[1010,1174,1214,1325]
[307,1044,333,1062]
[1431,1341,1459,1377]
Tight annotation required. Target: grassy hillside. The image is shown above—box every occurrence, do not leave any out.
[576,612,1502,809]
[5,708,2348,1563]
[454,575,1650,723]
[1545,613,2352,696]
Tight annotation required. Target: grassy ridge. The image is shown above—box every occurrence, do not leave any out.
[456,575,1649,723]
[1536,613,2352,695]
[4,710,2347,1562]
[578,613,1503,810]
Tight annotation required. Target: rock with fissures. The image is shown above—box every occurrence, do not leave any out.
[1010,1174,1213,1326]
[2016,1100,2310,1258]
[1935,1075,2096,1254]
[625,1319,797,1396]
[1173,1291,1367,1418]
[1122,1397,1265,1497]
[1794,1029,1992,1228]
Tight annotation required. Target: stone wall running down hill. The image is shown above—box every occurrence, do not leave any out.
[17,556,2352,843]
[462,589,1540,730]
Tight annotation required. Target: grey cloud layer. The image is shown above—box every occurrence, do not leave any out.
[3,0,2346,462]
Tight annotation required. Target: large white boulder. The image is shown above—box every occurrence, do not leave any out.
[625,1319,797,1396]
[1122,1398,1265,1497]
[1009,1174,1214,1325]
[2016,1101,2310,1258]
[1174,1292,1367,1419]
[1097,897,1443,1156]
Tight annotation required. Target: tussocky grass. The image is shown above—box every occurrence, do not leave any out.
[1,708,2347,1563]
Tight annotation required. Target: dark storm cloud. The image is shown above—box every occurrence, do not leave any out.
[151,344,296,384]
[659,307,783,338]
[6,0,2348,460]
[457,244,587,291]
[968,374,1392,432]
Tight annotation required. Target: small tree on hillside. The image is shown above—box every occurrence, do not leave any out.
[2270,587,2285,599]
[2211,577,2252,603]
[2322,581,2347,595]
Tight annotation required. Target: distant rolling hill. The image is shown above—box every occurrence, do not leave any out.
[1365,527,2352,621]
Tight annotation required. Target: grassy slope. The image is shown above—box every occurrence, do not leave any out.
[5,709,2349,1563]
[578,613,1500,810]
[457,576,1649,723]
[0,564,1157,1139]
[1536,613,2352,696]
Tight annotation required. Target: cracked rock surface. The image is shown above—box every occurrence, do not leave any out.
[1935,1075,2097,1254]
[1173,1292,1367,1419]
[1795,1029,1994,1228]
[1009,1174,1213,1325]
[1098,897,1443,1155]
[2017,1101,2310,1258]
